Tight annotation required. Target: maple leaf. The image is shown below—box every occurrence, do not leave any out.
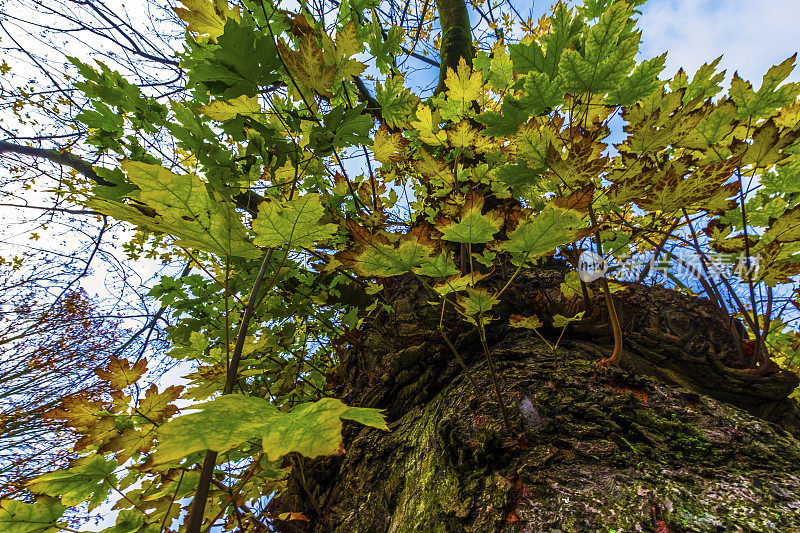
[338,226,436,278]
[762,204,800,245]
[545,137,608,187]
[447,120,479,148]
[433,271,490,296]
[95,356,147,390]
[376,76,419,129]
[136,384,184,425]
[371,127,408,163]
[510,3,582,79]
[99,428,158,465]
[413,253,459,278]
[620,92,705,155]
[733,119,798,170]
[553,311,585,328]
[28,455,117,510]
[509,314,543,329]
[252,193,338,250]
[199,95,260,121]
[173,0,240,40]
[682,100,737,149]
[730,54,800,120]
[322,21,366,81]
[475,45,514,90]
[458,288,499,319]
[278,35,336,96]
[90,161,261,259]
[607,53,667,106]
[559,2,638,96]
[411,104,447,145]
[445,57,483,116]
[560,271,592,299]
[0,498,65,533]
[634,157,741,213]
[520,71,565,115]
[154,396,387,463]
[500,206,587,263]
[438,194,503,244]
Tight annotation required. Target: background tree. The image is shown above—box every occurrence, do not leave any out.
[1,0,800,531]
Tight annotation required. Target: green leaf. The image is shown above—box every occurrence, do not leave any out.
[476,47,514,90]
[0,499,65,533]
[155,396,387,463]
[560,270,592,299]
[376,76,419,128]
[521,71,565,114]
[310,104,373,155]
[539,2,585,79]
[89,161,261,259]
[28,455,117,510]
[346,234,436,277]
[190,18,280,98]
[458,288,499,317]
[559,2,638,95]
[367,24,403,74]
[252,193,337,250]
[476,98,529,137]
[509,40,545,76]
[439,197,503,244]
[495,161,543,189]
[510,3,582,79]
[200,95,261,121]
[99,510,146,533]
[606,53,666,106]
[413,253,459,278]
[730,55,800,120]
[500,206,586,262]
[174,0,240,40]
[552,311,585,327]
[509,314,543,329]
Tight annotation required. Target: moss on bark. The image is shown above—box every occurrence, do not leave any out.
[271,264,800,532]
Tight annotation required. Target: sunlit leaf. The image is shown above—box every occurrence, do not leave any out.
[253,194,338,250]
[28,455,117,510]
[155,396,387,463]
[0,498,65,533]
[90,161,261,259]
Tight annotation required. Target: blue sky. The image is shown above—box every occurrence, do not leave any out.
[637,0,800,85]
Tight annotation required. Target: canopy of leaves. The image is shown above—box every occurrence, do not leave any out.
[2,0,800,531]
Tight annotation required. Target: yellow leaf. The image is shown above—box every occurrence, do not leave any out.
[411,104,446,145]
[335,21,361,59]
[371,127,407,163]
[509,314,543,329]
[95,356,148,390]
[173,0,240,40]
[278,36,336,96]
[776,100,800,129]
[448,120,478,148]
[200,95,261,121]
[445,57,482,104]
[322,21,366,81]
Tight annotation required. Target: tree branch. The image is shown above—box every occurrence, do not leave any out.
[434,0,474,93]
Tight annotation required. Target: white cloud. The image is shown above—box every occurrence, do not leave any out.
[637,0,800,85]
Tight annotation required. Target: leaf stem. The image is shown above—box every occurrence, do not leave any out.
[186,248,274,533]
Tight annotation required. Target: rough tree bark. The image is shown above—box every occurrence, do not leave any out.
[271,261,800,532]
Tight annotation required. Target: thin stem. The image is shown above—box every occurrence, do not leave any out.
[187,248,274,533]
[476,316,511,429]
[587,206,623,365]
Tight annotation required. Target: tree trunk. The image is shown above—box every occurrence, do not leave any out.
[271,261,800,532]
